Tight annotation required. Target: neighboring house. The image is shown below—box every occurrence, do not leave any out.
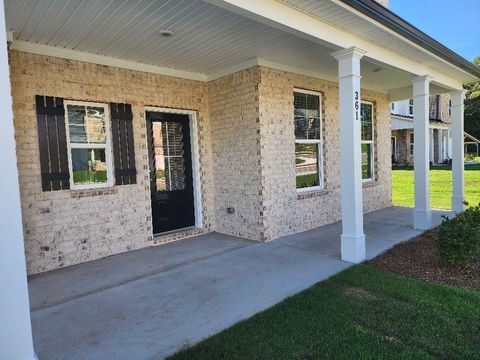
[391,95,452,165]
[1,0,480,358]
[391,96,480,165]
[464,132,480,157]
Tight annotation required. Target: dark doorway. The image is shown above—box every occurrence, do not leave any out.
[146,112,195,234]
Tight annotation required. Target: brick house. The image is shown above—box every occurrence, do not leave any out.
[1,0,479,358]
[391,95,480,165]
[391,94,452,165]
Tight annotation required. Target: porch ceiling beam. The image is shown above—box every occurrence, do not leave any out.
[389,86,413,102]
[389,84,453,102]
[206,0,465,90]
[10,40,208,82]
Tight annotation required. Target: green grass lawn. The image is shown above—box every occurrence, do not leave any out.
[73,170,107,184]
[170,265,480,360]
[296,173,318,188]
[392,164,480,209]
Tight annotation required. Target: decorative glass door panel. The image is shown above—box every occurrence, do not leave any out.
[147,112,194,233]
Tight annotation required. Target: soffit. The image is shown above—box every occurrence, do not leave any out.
[5,0,441,93]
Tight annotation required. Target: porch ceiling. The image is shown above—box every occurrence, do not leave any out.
[4,0,454,95]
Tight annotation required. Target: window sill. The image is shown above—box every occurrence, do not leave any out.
[362,180,379,188]
[297,188,330,200]
[71,187,118,199]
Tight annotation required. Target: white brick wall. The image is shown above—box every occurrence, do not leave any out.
[208,68,264,240]
[257,67,392,241]
[10,51,214,274]
[10,51,393,274]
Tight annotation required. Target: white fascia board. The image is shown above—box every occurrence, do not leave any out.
[206,0,465,90]
[328,0,478,84]
[10,40,207,82]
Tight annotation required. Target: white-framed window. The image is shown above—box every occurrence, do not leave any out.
[410,132,414,156]
[391,102,395,111]
[361,101,374,181]
[449,99,452,116]
[64,100,114,190]
[391,136,397,162]
[293,89,324,191]
[409,99,414,115]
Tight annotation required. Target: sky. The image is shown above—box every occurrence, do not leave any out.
[389,0,480,62]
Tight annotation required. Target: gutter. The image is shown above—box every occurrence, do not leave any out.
[338,0,480,79]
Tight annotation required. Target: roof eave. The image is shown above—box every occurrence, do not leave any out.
[338,0,480,80]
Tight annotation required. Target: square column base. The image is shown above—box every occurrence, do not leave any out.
[341,233,366,263]
[413,209,432,230]
[452,196,465,213]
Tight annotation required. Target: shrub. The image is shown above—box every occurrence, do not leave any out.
[465,153,476,161]
[436,203,480,265]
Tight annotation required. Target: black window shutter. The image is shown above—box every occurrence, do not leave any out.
[35,95,70,191]
[110,103,137,185]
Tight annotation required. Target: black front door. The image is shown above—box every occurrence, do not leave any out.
[146,112,195,234]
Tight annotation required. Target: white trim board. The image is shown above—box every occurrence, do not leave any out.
[10,40,390,92]
[144,106,203,230]
[10,40,207,82]
[206,0,466,90]
[205,57,340,85]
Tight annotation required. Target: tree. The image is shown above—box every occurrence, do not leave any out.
[464,55,480,140]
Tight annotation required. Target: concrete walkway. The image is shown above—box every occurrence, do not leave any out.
[29,206,450,360]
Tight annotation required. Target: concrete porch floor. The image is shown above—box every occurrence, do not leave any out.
[29,206,451,360]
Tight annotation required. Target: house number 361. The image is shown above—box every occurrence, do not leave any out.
[354,91,359,120]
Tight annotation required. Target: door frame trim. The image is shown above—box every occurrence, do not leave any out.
[144,106,203,230]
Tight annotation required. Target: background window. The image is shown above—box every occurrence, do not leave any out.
[410,132,414,155]
[294,90,323,190]
[361,102,374,181]
[409,99,414,115]
[65,102,112,189]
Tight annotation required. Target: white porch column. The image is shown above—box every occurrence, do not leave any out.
[443,130,448,160]
[446,129,452,159]
[0,0,35,359]
[332,47,366,263]
[429,128,434,163]
[413,75,432,230]
[437,128,444,163]
[451,90,466,213]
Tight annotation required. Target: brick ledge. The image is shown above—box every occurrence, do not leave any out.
[70,187,118,199]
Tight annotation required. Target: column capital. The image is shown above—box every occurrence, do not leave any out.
[412,74,432,85]
[331,46,367,61]
[412,75,431,96]
[451,89,466,106]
